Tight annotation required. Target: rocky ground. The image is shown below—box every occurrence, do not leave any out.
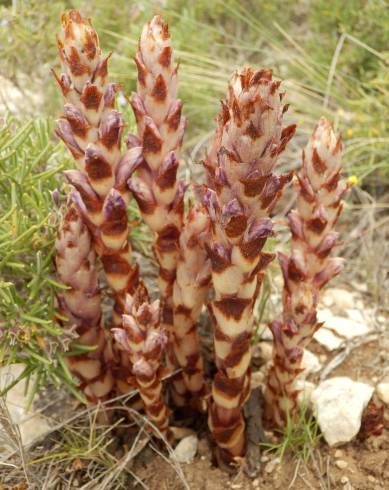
[130,287,388,490]
[0,285,388,489]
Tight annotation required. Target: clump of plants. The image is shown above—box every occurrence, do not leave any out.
[5,9,352,471]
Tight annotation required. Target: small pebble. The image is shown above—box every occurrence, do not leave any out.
[264,457,280,474]
[260,454,269,463]
[341,476,349,484]
[368,476,376,483]
[252,478,260,488]
[336,460,348,470]
[335,449,344,458]
[377,382,389,404]
[171,435,198,464]
[251,370,265,389]
[258,342,272,361]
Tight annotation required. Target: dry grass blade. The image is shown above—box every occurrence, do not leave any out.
[308,448,330,490]
[298,471,316,490]
[83,423,150,490]
[287,457,301,489]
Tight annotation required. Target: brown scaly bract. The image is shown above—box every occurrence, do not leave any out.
[129,15,186,404]
[265,117,349,428]
[113,285,170,437]
[55,205,115,403]
[172,203,211,408]
[203,68,296,466]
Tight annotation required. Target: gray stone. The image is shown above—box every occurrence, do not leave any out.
[296,380,316,406]
[336,460,348,469]
[0,364,51,453]
[301,349,321,376]
[264,457,280,474]
[171,435,198,464]
[321,288,355,311]
[314,326,344,351]
[314,307,373,351]
[323,315,372,339]
[311,377,374,446]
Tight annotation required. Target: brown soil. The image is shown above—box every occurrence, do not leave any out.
[134,429,388,490]
[133,334,388,490]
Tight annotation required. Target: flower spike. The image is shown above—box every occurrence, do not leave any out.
[265,118,350,427]
[203,68,295,466]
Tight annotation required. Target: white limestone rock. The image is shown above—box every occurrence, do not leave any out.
[296,379,316,406]
[301,349,321,376]
[314,327,344,351]
[321,288,356,311]
[171,435,198,464]
[345,308,364,323]
[311,377,374,446]
[322,315,371,339]
[0,364,51,453]
[314,308,372,351]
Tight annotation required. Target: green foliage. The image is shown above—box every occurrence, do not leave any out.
[2,0,388,186]
[261,402,322,462]
[0,0,66,116]
[0,115,83,401]
[0,0,297,141]
[307,0,389,80]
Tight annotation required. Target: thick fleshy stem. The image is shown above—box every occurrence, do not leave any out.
[265,117,350,428]
[172,203,211,408]
[53,10,142,394]
[55,205,115,403]
[203,68,295,467]
[113,285,170,437]
[129,15,186,404]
